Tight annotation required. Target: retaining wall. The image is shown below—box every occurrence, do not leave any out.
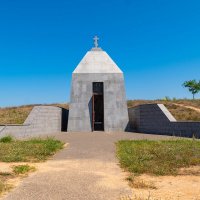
[128,104,200,138]
[0,106,63,138]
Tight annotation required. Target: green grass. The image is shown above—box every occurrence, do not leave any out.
[13,165,36,175]
[116,139,200,176]
[0,136,13,143]
[0,137,64,162]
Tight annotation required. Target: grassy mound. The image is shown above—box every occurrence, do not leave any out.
[0,103,68,125]
[116,139,200,176]
[127,99,200,121]
[0,106,33,124]
[165,103,200,121]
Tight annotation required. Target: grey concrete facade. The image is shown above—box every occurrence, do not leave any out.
[68,50,129,132]
[68,73,128,132]
[0,106,62,138]
[128,104,200,138]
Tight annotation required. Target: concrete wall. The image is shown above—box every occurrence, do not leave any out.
[0,106,63,138]
[68,73,129,132]
[128,104,200,138]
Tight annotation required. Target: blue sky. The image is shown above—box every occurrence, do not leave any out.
[0,0,200,107]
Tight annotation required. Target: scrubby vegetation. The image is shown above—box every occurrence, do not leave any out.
[163,103,200,121]
[127,99,200,109]
[0,172,13,196]
[116,139,200,176]
[0,105,33,124]
[13,165,36,175]
[127,99,200,121]
[0,137,64,162]
[0,180,12,196]
[0,103,68,124]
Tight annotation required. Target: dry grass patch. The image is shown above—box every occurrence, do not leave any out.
[0,180,12,196]
[0,172,14,196]
[126,175,156,189]
[164,103,200,121]
[120,193,159,200]
[0,105,33,124]
[0,103,68,124]
[173,99,200,108]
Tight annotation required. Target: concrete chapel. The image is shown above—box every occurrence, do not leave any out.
[68,37,129,132]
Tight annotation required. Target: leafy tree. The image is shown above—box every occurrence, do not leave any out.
[182,80,200,99]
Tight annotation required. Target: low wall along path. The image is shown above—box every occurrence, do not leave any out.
[0,106,62,138]
[128,104,200,137]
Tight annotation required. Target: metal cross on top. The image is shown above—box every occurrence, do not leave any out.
[93,36,99,48]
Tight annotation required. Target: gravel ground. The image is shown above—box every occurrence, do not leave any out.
[2,132,172,200]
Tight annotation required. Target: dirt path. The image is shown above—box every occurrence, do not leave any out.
[1,132,172,200]
[172,103,200,113]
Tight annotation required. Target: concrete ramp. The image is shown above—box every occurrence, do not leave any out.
[128,104,200,138]
[0,106,65,138]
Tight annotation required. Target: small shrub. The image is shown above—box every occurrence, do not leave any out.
[163,96,171,101]
[0,172,12,176]
[0,136,13,143]
[13,165,36,175]
[126,175,156,189]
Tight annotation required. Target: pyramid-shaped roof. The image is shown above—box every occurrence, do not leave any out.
[73,49,123,74]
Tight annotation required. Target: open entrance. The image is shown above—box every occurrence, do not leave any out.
[92,82,104,131]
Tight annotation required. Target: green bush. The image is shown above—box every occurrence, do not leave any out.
[0,136,13,143]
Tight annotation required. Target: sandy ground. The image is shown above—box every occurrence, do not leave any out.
[173,103,200,113]
[124,166,200,200]
[0,132,200,200]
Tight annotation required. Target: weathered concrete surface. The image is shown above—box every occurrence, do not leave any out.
[73,50,123,74]
[2,132,172,200]
[0,106,62,138]
[68,49,129,132]
[128,104,200,137]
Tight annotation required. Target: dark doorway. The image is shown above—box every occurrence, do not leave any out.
[92,82,104,131]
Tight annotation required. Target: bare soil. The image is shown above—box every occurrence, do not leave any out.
[124,166,200,200]
[173,103,200,113]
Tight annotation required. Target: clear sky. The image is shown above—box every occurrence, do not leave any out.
[0,0,200,107]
